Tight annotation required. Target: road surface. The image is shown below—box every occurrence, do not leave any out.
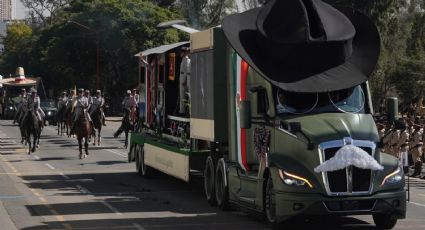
[0,119,425,229]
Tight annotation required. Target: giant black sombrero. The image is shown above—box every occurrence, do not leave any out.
[222,0,380,93]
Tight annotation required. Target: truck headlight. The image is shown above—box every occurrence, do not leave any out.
[278,169,313,188]
[47,111,51,116]
[9,106,13,110]
[381,167,403,186]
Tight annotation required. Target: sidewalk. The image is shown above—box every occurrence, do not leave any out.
[105,116,122,122]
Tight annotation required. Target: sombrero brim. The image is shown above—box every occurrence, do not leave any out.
[222,7,380,93]
[0,78,37,86]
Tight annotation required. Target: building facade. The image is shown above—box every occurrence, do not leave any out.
[0,0,13,21]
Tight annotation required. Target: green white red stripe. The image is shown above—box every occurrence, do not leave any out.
[234,54,250,172]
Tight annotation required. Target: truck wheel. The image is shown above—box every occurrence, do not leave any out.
[373,214,397,229]
[139,145,152,177]
[135,145,143,176]
[204,156,216,206]
[215,158,230,210]
[265,176,281,228]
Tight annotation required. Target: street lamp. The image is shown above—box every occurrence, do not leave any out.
[68,20,101,90]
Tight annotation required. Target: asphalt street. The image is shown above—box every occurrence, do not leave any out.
[0,119,425,230]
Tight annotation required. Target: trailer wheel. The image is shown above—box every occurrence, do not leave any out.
[373,214,397,229]
[215,158,230,210]
[204,156,216,206]
[137,145,152,178]
[135,145,143,176]
[265,176,282,229]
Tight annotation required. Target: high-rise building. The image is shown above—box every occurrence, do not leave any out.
[0,0,12,21]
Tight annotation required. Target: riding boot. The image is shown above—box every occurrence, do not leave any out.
[70,123,76,135]
[90,121,96,136]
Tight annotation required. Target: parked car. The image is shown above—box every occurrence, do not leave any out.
[40,99,57,125]
[3,97,18,120]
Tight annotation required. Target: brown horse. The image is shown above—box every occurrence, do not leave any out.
[90,106,102,146]
[74,109,92,159]
[57,104,69,136]
[66,106,74,137]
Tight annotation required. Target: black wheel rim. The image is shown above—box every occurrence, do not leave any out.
[266,177,276,223]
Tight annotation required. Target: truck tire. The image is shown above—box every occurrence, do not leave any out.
[204,156,216,206]
[215,158,230,210]
[135,145,143,176]
[137,145,152,178]
[265,176,282,229]
[373,214,397,229]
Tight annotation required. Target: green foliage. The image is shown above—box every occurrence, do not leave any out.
[324,0,425,113]
[1,0,185,98]
[0,23,34,74]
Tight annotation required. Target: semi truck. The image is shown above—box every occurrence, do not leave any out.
[128,2,406,229]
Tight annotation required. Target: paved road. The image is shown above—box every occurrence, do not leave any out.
[0,119,425,230]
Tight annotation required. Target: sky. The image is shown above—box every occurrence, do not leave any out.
[13,0,251,20]
[15,0,26,19]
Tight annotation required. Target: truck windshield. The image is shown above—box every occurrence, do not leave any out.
[276,85,365,115]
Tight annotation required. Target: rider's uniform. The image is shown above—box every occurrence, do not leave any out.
[87,95,93,111]
[58,95,68,111]
[122,95,136,123]
[90,95,105,120]
[73,95,91,124]
[21,94,45,127]
[15,93,28,123]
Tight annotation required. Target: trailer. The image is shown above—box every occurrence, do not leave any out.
[129,2,406,229]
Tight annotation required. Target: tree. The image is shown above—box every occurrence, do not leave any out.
[0,22,33,75]
[28,0,185,96]
[20,0,72,26]
[175,0,237,29]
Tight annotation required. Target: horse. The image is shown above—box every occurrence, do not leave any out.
[90,105,103,146]
[56,104,68,136]
[66,106,74,137]
[21,110,41,154]
[113,108,134,148]
[74,109,92,159]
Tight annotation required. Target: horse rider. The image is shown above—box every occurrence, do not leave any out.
[70,89,95,135]
[13,88,27,124]
[114,90,136,138]
[68,90,76,112]
[57,91,68,112]
[89,90,106,126]
[122,90,137,124]
[410,124,423,177]
[21,89,45,127]
[84,90,93,112]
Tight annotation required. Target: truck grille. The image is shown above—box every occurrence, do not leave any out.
[319,138,376,196]
[324,147,372,194]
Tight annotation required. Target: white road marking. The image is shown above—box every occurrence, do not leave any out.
[133,223,146,230]
[106,149,127,158]
[34,155,40,160]
[101,200,123,216]
[409,201,425,208]
[59,172,71,180]
[45,163,55,170]
[75,184,90,194]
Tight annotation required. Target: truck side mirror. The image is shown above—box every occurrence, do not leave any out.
[386,97,398,123]
[240,100,251,129]
[249,86,268,115]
